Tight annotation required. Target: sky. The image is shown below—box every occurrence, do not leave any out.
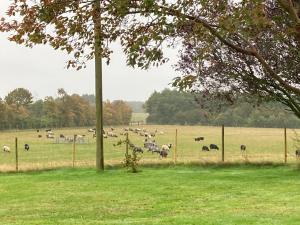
[0,2,179,102]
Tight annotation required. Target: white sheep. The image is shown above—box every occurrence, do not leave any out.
[3,145,10,153]
[161,144,172,151]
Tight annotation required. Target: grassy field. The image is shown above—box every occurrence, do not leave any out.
[0,125,299,171]
[0,164,300,225]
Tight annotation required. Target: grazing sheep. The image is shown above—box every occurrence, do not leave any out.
[46,134,54,139]
[88,128,95,132]
[3,145,10,153]
[202,146,209,151]
[59,134,65,139]
[45,129,52,132]
[38,135,42,138]
[161,144,172,151]
[103,134,108,138]
[209,144,219,151]
[296,150,300,158]
[107,132,118,138]
[160,150,168,158]
[240,145,246,151]
[24,144,29,151]
[194,137,204,141]
[47,131,54,135]
[133,146,144,153]
[76,135,85,143]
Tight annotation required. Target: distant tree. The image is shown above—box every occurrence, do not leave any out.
[5,88,33,108]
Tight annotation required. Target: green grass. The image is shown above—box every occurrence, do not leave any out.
[0,125,299,171]
[0,164,300,224]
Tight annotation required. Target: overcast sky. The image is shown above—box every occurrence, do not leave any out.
[0,2,179,101]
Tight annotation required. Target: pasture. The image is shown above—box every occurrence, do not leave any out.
[0,125,299,171]
[0,164,300,225]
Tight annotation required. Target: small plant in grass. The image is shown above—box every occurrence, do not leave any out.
[114,139,143,173]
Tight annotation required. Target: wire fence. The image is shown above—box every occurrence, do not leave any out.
[0,125,299,172]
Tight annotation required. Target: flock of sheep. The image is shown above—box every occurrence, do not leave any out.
[2,128,300,160]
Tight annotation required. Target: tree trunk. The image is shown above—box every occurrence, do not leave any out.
[94,0,104,171]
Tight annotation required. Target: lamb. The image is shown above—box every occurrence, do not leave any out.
[296,149,300,158]
[209,144,219,151]
[195,137,204,141]
[202,146,209,151]
[3,145,10,153]
[161,144,172,151]
[24,144,29,151]
[240,145,246,151]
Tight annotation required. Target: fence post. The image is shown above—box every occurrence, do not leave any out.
[72,134,76,168]
[284,127,287,163]
[15,137,18,172]
[222,125,225,162]
[174,129,178,164]
[126,133,129,156]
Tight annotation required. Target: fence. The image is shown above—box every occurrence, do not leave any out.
[0,125,299,172]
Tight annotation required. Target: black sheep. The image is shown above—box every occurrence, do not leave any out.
[296,150,300,158]
[24,144,29,151]
[209,144,219,151]
[240,145,246,151]
[195,137,204,141]
[202,146,209,151]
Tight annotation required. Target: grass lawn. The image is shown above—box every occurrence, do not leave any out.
[0,164,300,225]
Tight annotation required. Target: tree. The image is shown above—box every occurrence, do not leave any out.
[0,0,123,171]
[5,88,33,108]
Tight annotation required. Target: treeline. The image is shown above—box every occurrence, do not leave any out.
[145,89,300,128]
[0,88,132,130]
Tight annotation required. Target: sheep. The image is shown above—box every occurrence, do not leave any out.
[24,144,29,151]
[45,129,52,132]
[133,146,144,153]
[36,129,40,132]
[88,128,95,132]
[160,150,168,158]
[194,137,204,141]
[107,132,118,138]
[202,146,209,151]
[46,133,54,139]
[209,144,219,151]
[240,145,246,151]
[161,144,172,151]
[3,145,10,153]
[38,135,42,138]
[76,135,85,143]
[296,150,300,158]
[47,131,54,135]
[59,134,65,139]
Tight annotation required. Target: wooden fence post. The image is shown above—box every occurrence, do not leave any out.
[15,137,18,172]
[174,129,178,164]
[126,133,129,156]
[222,125,225,162]
[284,127,287,163]
[73,135,76,168]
